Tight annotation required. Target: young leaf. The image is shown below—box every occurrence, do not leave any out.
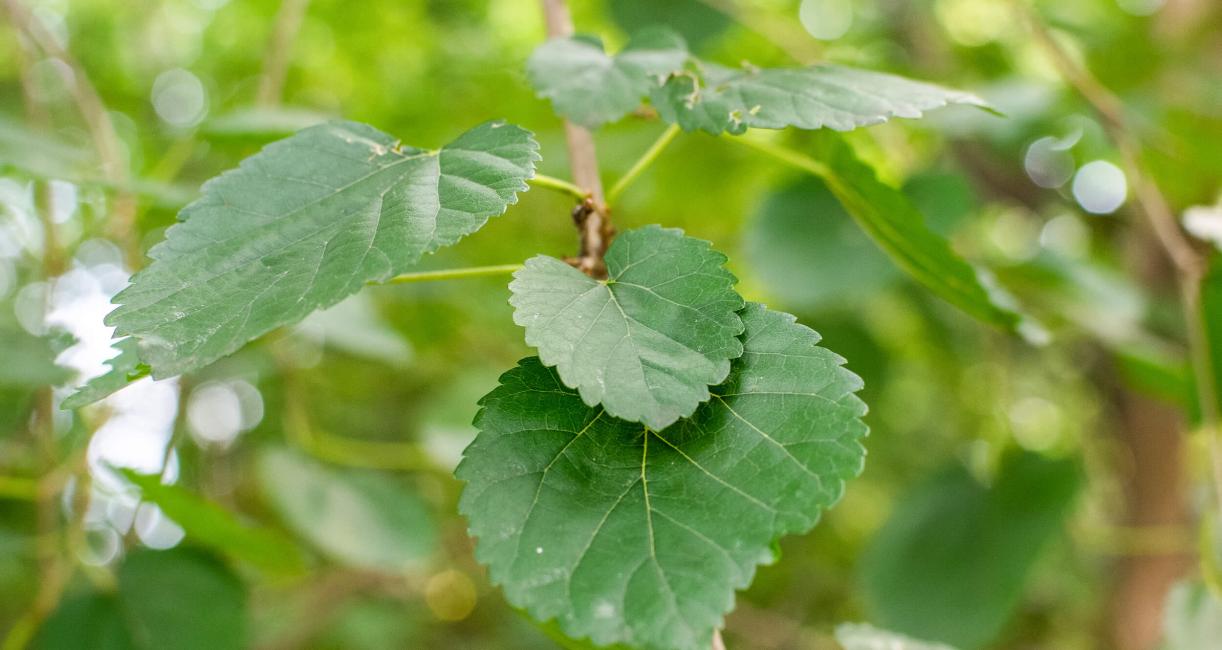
[118,548,247,650]
[458,304,868,650]
[61,338,150,409]
[859,452,1080,649]
[527,29,689,129]
[653,63,990,135]
[120,469,304,574]
[836,623,959,650]
[104,120,538,380]
[509,225,745,430]
[808,132,1032,334]
[256,447,437,572]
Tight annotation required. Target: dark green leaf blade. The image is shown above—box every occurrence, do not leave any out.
[654,63,991,135]
[118,548,248,650]
[120,469,304,574]
[459,304,868,650]
[105,120,538,378]
[527,29,689,128]
[256,447,437,572]
[859,452,1080,649]
[509,225,745,429]
[33,593,138,650]
[809,132,1032,334]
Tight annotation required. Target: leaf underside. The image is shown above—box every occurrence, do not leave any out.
[510,225,745,430]
[459,303,868,650]
[61,338,149,409]
[103,120,538,381]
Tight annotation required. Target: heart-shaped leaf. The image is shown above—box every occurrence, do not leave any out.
[458,303,868,650]
[510,225,744,429]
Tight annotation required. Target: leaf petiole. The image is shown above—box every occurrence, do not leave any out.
[382,264,524,285]
[529,173,588,199]
[608,123,682,203]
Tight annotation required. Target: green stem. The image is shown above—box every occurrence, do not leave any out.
[382,264,523,285]
[724,132,831,178]
[608,124,682,202]
[529,173,587,199]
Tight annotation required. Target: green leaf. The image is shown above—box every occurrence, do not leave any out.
[653,62,990,135]
[527,29,689,129]
[509,225,745,430]
[607,0,730,50]
[0,323,71,388]
[103,120,538,381]
[117,548,247,650]
[119,469,304,574]
[860,452,1080,650]
[61,339,151,410]
[745,177,897,311]
[458,303,867,650]
[33,593,137,650]
[836,623,958,650]
[256,447,437,572]
[1162,580,1222,650]
[808,132,1032,335]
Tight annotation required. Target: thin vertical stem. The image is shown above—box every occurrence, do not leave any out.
[609,124,682,203]
[257,0,311,106]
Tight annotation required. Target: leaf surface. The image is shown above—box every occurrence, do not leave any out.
[117,548,247,650]
[510,225,744,429]
[104,120,538,379]
[459,304,867,650]
[653,63,989,135]
[808,132,1032,334]
[121,470,304,574]
[859,452,1079,649]
[528,29,689,128]
[257,447,437,571]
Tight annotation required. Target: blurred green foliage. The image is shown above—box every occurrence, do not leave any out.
[1,0,1220,649]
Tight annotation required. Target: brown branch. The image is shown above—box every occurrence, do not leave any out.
[539,0,614,278]
[256,0,311,106]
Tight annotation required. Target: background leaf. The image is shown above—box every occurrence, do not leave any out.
[527,29,689,129]
[256,447,437,572]
[459,304,867,650]
[120,469,304,574]
[808,132,1031,334]
[103,120,538,381]
[510,225,744,429]
[117,548,247,650]
[1161,580,1222,650]
[859,452,1080,649]
[653,63,990,135]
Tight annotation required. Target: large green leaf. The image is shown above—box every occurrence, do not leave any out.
[653,62,989,135]
[509,225,744,430]
[102,120,538,382]
[118,548,247,650]
[527,29,689,129]
[256,447,437,572]
[808,132,1031,334]
[859,452,1080,649]
[120,469,304,574]
[458,304,867,650]
[836,623,958,650]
